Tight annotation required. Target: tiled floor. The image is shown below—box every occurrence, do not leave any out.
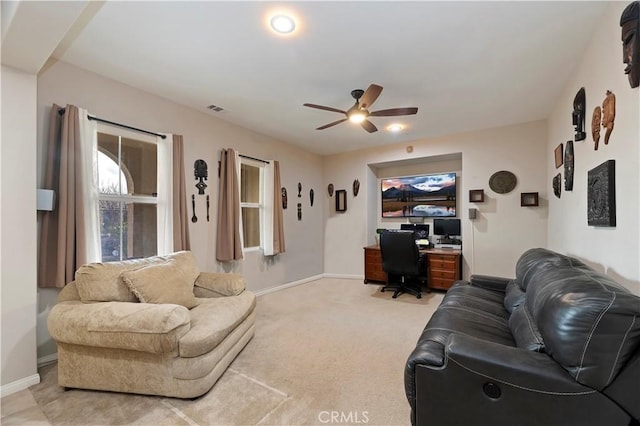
[1,388,51,425]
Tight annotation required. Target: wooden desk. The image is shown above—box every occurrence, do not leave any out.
[363,245,462,291]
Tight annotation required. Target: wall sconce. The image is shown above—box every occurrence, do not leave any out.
[37,189,56,211]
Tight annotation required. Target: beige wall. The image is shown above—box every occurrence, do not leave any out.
[35,60,325,360]
[1,66,39,391]
[323,120,549,280]
[547,1,639,293]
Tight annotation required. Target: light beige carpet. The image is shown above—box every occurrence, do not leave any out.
[29,278,443,425]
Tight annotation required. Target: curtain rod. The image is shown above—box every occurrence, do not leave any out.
[58,108,166,139]
[239,154,270,164]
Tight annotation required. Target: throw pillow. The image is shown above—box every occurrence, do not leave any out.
[121,260,197,309]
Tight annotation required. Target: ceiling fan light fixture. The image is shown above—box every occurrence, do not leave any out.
[387,123,404,132]
[349,112,366,123]
[270,14,296,34]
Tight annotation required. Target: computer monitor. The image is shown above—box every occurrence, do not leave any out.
[433,219,461,239]
[400,224,430,239]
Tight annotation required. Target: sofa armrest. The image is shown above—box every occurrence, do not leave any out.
[194,272,246,297]
[469,274,513,293]
[47,301,190,354]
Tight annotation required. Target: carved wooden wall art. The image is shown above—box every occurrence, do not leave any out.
[298,182,302,198]
[281,187,288,209]
[297,203,302,221]
[353,179,360,197]
[592,106,602,150]
[588,160,616,227]
[572,87,586,141]
[553,173,562,198]
[602,90,616,145]
[309,189,314,206]
[620,1,640,88]
[194,159,208,194]
[327,183,334,197]
[564,141,574,191]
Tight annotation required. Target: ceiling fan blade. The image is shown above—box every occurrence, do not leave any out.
[317,118,348,130]
[358,84,383,109]
[361,119,378,133]
[303,103,347,115]
[369,107,419,117]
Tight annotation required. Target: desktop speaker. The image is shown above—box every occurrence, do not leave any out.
[408,217,425,224]
[468,208,477,220]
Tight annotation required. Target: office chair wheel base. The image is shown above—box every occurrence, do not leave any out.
[392,294,398,299]
[417,294,422,299]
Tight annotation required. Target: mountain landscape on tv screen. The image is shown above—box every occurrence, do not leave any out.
[381,174,456,218]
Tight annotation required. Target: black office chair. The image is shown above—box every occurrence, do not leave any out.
[379,230,426,299]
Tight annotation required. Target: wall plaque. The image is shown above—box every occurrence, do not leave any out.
[587,160,616,227]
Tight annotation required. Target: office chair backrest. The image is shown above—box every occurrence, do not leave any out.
[380,230,423,276]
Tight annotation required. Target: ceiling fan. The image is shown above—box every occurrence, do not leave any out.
[303,84,418,133]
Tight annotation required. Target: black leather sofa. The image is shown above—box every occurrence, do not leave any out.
[405,248,640,426]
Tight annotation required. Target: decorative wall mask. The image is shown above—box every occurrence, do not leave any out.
[620,1,640,88]
[298,182,302,197]
[206,195,210,222]
[297,203,302,221]
[588,160,616,227]
[194,159,208,194]
[602,90,616,145]
[592,106,602,150]
[327,184,334,196]
[553,173,562,198]
[281,187,288,209]
[353,179,360,197]
[572,87,586,141]
[564,140,574,191]
[309,189,314,206]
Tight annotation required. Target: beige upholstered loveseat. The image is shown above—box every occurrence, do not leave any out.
[47,251,255,398]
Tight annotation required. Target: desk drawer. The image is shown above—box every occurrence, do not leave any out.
[428,257,457,270]
[430,277,456,291]
[429,268,457,280]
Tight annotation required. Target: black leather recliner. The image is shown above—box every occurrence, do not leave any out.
[405,248,640,426]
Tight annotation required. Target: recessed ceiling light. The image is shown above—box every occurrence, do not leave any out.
[270,14,296,34]
[387,123,404,132]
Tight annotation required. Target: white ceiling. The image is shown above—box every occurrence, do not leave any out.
[2,1,608,156]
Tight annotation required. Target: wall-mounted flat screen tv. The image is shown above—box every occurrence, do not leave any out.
[381,172,456,218]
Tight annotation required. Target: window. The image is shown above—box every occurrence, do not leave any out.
[97,128,159,262]
[240,159,264,250]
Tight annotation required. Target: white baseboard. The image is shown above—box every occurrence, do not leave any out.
[38,353,58,366]
[0,374,40,398]
[322,273,363,280]
[254,274,324,297]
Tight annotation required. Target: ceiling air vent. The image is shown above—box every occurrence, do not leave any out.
[206,104,225,112]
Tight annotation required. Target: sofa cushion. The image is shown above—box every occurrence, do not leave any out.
[75,256,166,302]
[121,260,198,309]
[527,263,640,390]
[48,301,190,353]
[195,272,246,297]
[509,304,545,352]
[179,291,256,358]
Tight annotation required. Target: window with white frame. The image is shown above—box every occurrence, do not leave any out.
[97,128,160,262]
[240,159,264,250]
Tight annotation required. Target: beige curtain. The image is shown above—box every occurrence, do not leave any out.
[272,160,286,254]
[216,148,243,261]
[172,135,190,251]
[38,105,90,288]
